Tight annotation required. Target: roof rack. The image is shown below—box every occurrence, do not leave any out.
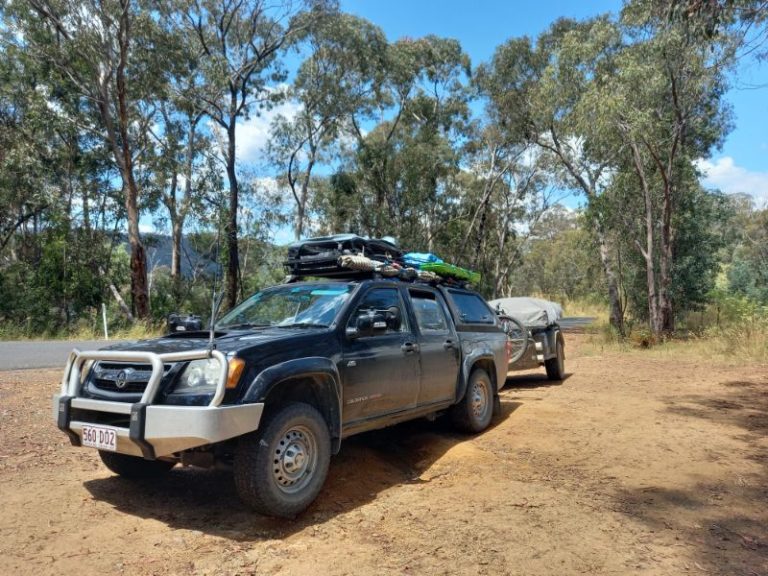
[283,235,476,289]
[283,264,471,290]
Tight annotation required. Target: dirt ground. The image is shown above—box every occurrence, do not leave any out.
[0,334,766,576]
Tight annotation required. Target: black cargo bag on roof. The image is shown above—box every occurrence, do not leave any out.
[285,234,402,278]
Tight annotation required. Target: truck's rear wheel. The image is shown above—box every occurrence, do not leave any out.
[545,338,565,380]
[234,402,330,518]
[98,451,175,478]
[450,368,494,433]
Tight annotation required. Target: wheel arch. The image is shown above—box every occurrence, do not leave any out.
[242,357,342,453]
[457,352,499,403]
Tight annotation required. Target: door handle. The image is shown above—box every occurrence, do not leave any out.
[401,342,419,354]
[443,339,456,350]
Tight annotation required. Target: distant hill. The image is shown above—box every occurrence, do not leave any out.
[133,234,221,279]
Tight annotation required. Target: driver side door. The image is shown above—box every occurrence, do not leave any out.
[339,287,420,424]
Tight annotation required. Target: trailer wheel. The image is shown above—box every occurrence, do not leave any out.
[545,337,565,380]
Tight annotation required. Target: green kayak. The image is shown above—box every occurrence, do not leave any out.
[420,262,481,284]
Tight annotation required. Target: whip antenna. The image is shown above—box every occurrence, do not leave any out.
[207,195,225,356]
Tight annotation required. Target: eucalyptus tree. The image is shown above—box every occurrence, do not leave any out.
[0,45,58,255]
[602,0,733,333]
[2,0,171,319]
[267,13,388,240]
[476,19,628,334]
[0,30,134,327]
[348,35,471,238]
[168,0,329,309]
[141,21,221,303]
[663,0,768,51]
[147,101,220,300]
[460,121,552,298]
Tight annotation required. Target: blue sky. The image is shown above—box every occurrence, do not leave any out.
[337,0,768,205]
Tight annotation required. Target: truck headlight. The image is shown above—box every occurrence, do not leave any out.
[174,358,222,394]
[80,360,95,384]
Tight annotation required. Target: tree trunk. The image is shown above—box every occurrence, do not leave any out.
[125,177,149,319]
[225,117,240,310]
[99,266,134,322]
[171,218,183,277]
[473,202,489,270]
[658,184,675,333]
[114,0,148,319]
[594,224,625,335]
[294,141,316,240]
[295,158,314,240]
[628,138,661,335]
[541,131,624,335]
[295,202,305,240]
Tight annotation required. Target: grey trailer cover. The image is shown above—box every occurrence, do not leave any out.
[488,297,563,329]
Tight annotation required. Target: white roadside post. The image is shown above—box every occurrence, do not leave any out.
[102,303,109,341]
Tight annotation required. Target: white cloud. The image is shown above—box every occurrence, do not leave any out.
[236,100,302,164]
[696,156,768,206]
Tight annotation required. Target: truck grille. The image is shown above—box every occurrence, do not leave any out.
[91,361,173,394]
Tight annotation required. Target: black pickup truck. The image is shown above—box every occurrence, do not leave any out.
[54,279,507,517]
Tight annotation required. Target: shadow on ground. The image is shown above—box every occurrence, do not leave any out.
[84,399,522,541]
[502,372,572,391]
[612,376,768,574]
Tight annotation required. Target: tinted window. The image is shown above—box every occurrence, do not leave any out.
[449,291,495,324]
[348,288,408,334]
[411,293,449,333]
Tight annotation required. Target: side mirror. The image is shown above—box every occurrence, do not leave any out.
[350,312,388,338]
[385,306,402,331]
[345,326,360,339]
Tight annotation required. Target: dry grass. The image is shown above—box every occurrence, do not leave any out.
[0,322,162,342]
[560,297,610,323]
[579,316,768,366]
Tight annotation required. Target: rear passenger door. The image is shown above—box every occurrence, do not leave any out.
[408,289,459,407]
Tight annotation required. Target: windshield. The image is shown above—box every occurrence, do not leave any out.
[216,283,354,329]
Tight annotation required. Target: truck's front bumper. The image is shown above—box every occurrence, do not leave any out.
[54,348,263,459]
[54,394,264,458]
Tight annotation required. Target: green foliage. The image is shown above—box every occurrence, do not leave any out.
[726,207,768,303]
[0,0,764,345]
[508,212,605,301]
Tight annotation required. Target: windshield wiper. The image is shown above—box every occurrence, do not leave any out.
[274,323,329,329]
[219,322,270,330]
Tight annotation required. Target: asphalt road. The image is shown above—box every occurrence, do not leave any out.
[0,317,595,372]
[0,339,131,371]
[558,317,597,330]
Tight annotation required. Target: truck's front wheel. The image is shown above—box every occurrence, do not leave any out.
[234,402,331,518]
[98,451,175,478]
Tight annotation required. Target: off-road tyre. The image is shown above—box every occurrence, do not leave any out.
[450,368,494,434]
[545,337,565,381]
[98,451,175,478]
[234,402,331,518]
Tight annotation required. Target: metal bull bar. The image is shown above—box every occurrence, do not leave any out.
[59,348,229,406]
[54,348,263,460]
